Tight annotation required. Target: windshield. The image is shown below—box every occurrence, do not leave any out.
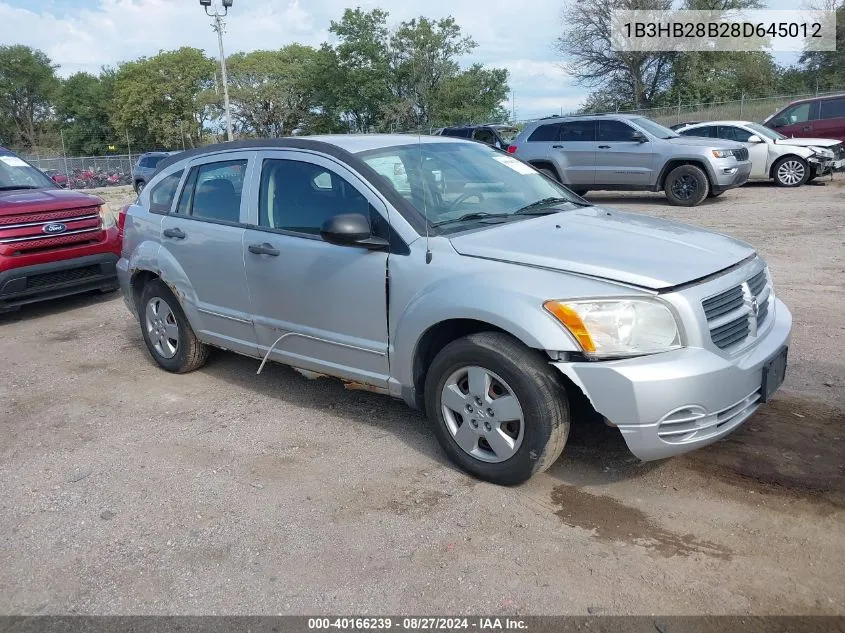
[0,154,56,190]
[746,122,785,141]
[631,117,679,139]
[360,141,586,231]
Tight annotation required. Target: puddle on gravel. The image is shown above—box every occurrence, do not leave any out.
[550,485,732,560]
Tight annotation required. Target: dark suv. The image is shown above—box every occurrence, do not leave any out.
[133,151,179,194]
[434,125,518,151]
[764,94,845,144]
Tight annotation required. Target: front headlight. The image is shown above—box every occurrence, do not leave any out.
[809,146,834,159]
[544,298,682,358]
[712,149,739,158]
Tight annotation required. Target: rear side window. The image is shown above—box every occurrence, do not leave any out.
[258,159,372,236]
[680,126,715,138]
[527,124,561,142]
[473,129,497,145]
[718,126,753,142]
[148,170,184,214]
[140,156,163,169]
[177,160,247,223]
[441,128,471,138]
[559,120,596,142]
[819,98,845,119]
[597,120,638,142]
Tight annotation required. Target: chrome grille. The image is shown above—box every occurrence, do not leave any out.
[0,207,102,253]
[702,266,771,350]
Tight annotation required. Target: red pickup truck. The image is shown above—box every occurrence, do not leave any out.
[0,148,121,313]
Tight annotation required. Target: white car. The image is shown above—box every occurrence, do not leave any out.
[675,120,840,187]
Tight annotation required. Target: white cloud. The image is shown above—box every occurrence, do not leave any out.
[0,0,586,116]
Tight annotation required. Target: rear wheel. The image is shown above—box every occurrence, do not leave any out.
[772,156,809,187]
[664,164,709,206]
[538,167,561,182]
[139,279,209,373]
[424,332,569,485]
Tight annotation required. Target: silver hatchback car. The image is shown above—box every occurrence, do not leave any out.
[118,136,791,485]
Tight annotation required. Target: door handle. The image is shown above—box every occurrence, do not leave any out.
[598,145,611,149]
[552,145,564,149]
[802,126,811,132]
[163,227,185,239]
[248,242,280,256]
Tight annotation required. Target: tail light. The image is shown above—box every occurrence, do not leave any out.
[507,145,518,154]
[117,204,129,239]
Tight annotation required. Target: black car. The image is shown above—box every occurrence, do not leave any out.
[434,124,518,151]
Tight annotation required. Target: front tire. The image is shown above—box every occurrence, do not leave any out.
[139,279,209,373]
[664,164,709,206]
[773,157,809,187]
[424,332,569,485]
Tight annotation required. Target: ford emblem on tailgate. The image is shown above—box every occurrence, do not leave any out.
[42,222,67,234]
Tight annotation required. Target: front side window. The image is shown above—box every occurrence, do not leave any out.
[258,159,372,236]
[177,160,247,223]
[630,117,678,139]
[782,102,814,123]
[359,141,586,233]
[819,98,845,119]
[719,126,754,143]
[148,170,184,214]
[597,120,638,142]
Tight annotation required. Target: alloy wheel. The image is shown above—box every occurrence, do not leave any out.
[777,160,805,186]
[145,296,180,359]
[670,174,699,200]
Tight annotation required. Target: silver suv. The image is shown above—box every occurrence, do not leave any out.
[510,114,752,206]
[118,136,790,485]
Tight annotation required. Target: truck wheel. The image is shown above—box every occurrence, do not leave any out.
[664,164,709,206]
[538,167,561,182]
[139,279,209,373]
[424,332,569,485]
[772,157,809,187]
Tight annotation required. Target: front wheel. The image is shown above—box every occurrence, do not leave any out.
[424,332,570,485]
[664,164,709,206]
[773,156,809,187]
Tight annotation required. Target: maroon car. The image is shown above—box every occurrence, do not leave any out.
[764,93,845,144]
[0,147,121,313]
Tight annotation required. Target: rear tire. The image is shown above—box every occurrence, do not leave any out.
[538,167,561,183]
[772,156,809,187]
[139,279,209,373]
[664,164,709,206]
[424,332,569,485]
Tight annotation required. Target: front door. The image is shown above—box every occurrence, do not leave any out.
[718,125,769,179]
[159,153,257,355]
[242,150,391,386]
[593,119,656,186]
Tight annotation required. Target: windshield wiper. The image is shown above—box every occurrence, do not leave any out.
[0,185,39,191]
[514,197,587,214]
[432,212,510,227]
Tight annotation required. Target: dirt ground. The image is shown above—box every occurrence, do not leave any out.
[1,181,843,615]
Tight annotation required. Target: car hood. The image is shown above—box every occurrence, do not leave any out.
[663,136,745,149]
[0,188,104,216]
[774,137,841,149]
[448,207,755,290]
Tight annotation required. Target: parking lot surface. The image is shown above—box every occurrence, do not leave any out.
[1,182,843,615]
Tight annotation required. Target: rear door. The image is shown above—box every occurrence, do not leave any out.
[814,97,845,143]
[158,152,258,355]
[593,119,655,186]
[554,120,596,185]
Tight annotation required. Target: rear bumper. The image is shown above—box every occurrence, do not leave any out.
[553,299,792,460]
[0,253,119,312]
[710,161,752,193]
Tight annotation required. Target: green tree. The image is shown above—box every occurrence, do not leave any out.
[111,47,215,150]
[798,4,845,91]
[433,65,510,126]
[0,45,59,148]
[55,70,117,155]
[227,45,322,137]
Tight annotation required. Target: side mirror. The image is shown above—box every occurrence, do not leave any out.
[770,118,787,128]
[631,131,648,143]
[746,135,763,143]
[320,213,388,250]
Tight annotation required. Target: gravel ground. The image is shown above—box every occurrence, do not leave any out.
[1,181,843,615]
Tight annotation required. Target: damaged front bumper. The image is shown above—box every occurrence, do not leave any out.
[552,298,792,461]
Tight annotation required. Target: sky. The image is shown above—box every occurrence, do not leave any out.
[0,0,801,121]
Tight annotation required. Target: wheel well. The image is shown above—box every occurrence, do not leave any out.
[658,159,711,190]
[527,160,560,181]
[412,319,509,410]
[769,154,806,179]
[130,270,158,310]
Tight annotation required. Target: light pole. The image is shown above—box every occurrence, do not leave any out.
[200,0,234,141]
